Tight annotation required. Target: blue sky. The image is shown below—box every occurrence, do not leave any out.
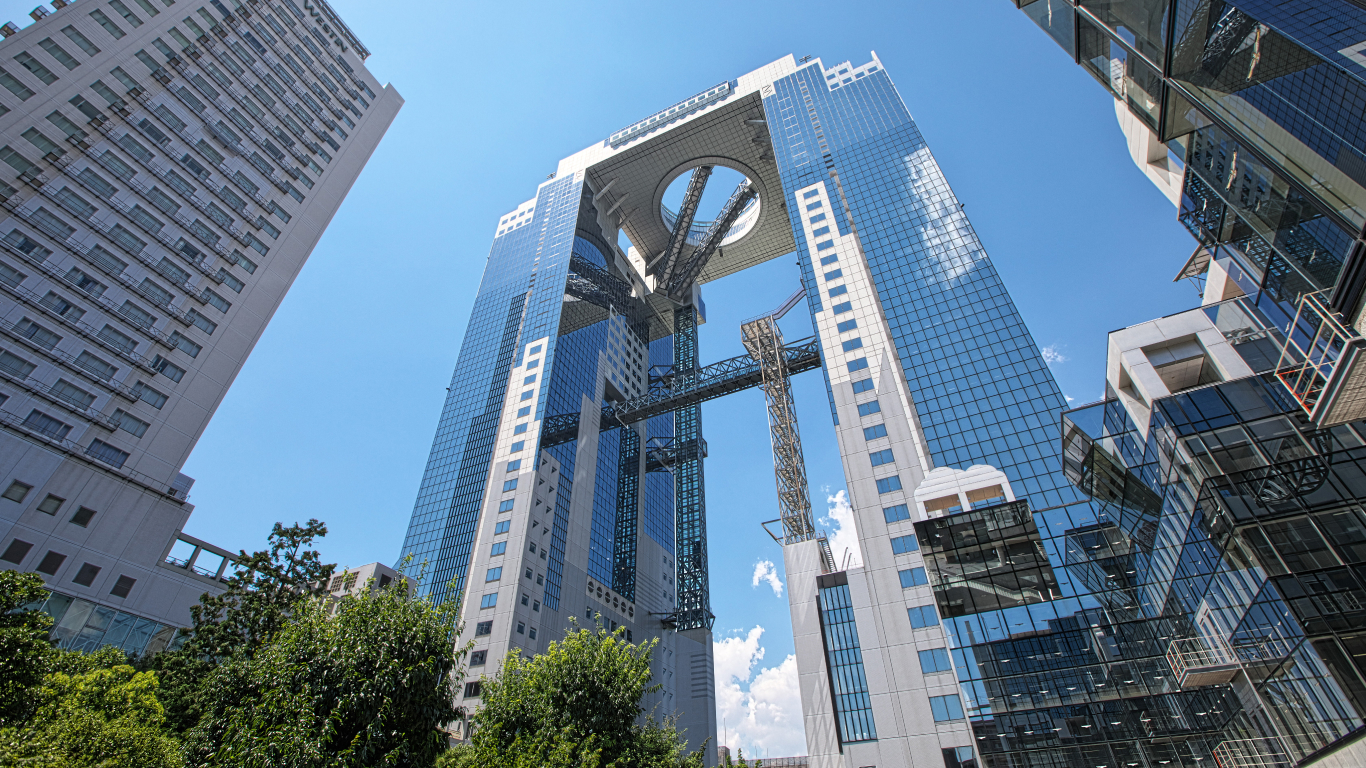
[0,0,1199,756]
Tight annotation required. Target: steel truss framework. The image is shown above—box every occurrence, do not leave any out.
[537,337,821,449]
[664,180,757,301]
[741,313,817,544]
[651,165,712,282]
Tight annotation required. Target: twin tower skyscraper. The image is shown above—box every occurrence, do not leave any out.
[398,54,1106,768]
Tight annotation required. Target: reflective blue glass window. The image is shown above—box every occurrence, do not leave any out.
[513,423,528,434]
[506,460,521,472]
[825,268,843,280]
[929,694,964,721]
[832,301,852,314]
[828,285,847,297]
[857,401,880,417]
[884,504,910,523]
[842,338,863,352]
[891,534,918,553]
[493,520,510,534]
[816,240,834,251]
[510,441,524,452]
[837,319,858,332]
[863,424,887,440]
[520,390,534,401]
[817,580,877,743]
[490,541,506,556]
[516,406,531,417]
[813,226,831,237]
[479,593,497,609]
[899,567,927,587]
[502,479,517,492]
[869,449,894,466]
[497,499,514,512]
[876,476,902,494]
[485,567,502,582]
[847,358,868,373]
[919,648,951,673]
[908,605,938,628]
[851,378,873,394]
[819,254,837,265]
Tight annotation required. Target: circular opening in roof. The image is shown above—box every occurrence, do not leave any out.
[659,164,760,249]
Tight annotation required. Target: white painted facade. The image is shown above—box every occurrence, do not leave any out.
[0,0,399,633]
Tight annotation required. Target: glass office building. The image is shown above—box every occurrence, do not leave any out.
[1004,1,1366,766]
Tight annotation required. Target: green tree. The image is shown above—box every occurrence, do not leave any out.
[463,623,706,768]
[0,570,56,726]
[0,663,182,768]
[147,519,336,733]
[183,573,463,768]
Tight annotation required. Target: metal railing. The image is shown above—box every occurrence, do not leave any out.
[1168,636,1238,684]
[1275,291,1366,425]
[1213,738,1293,768]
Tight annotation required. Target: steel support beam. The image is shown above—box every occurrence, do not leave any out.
[665,179,757,300]
[672,305,713,631]
[653,165,711,281]
[741,313,816,544]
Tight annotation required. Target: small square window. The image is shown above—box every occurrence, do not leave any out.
[516,621,525,634]
[851,378,874,394]
[109,574,136,598]
[891,534,918,553]
[1,538,33,564]
[883,504,910,523]
[72,562,101,586]
[474,620,492,636]
[529,626,537,640]
[837,319,858,333]
[507,460,522,472]
[513,423,528,435]
[877,476,903,494]
[847,357,868,372]
[532,600,540,612]
[463,681,481,698]
[486,567,502,582]
[469,650,487,666]
[494,521,511,534]
[498,499,515,512]
[480,593,498,609]
[521,593,530,606]
[899,567,928,588]
[523,374,536,385]
[503,479,518,492]
[832,301,852,314]
[909,604,939,628]
[35,549,66,574]
[510,441,525,452]
[536,573,544,585]
[919,647,952,674]
[520,390,535,401]
[69,506,96,527]
[36,494,64,515]
[2,481,32,502]
[524,567,533,579]
[517,406,531,417]
[857,401,881,417]
[491,541,507,555]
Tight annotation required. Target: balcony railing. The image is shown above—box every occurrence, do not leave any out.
[1213,738,1293,768]
[1275,291,1366,427]
[1167,636,1239,688]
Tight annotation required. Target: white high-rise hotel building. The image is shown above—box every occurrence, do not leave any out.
[0,0,399,652]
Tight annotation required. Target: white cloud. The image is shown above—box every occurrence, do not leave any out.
[751,560,783,597]
[714,627,806,758]
[1042,344,1068,365]
[820,490,862,570]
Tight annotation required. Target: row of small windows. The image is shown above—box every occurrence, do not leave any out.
[1,479,139,597]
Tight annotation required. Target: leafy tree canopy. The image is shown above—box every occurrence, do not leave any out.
[0,570,56,726]
[457,624,705,768]
[183,570,464,768]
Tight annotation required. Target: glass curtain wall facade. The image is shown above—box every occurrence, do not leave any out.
[1010,0,1366,336]
[763,56,1237,768]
